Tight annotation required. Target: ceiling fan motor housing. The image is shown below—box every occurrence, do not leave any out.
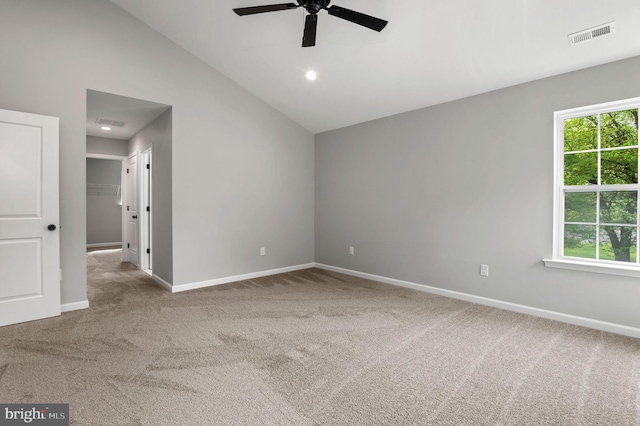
[298,0,330,14]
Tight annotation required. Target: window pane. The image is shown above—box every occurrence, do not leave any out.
[601,148,638,185]
[564,115,598,152]
[564,224,597,259]
[564,152,597,185]
[599,226,637,262]
[599,191,637,225]
[601,109,638,149]
[564,192,596,223]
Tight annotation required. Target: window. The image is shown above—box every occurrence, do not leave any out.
[545,98,640,277]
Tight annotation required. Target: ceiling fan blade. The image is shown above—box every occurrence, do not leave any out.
[233,3,298,16]
[302,14,318,47]
[326,5,388,32]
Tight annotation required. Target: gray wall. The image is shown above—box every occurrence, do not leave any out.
[0,0,314,304]
[87,136,128,156]
[316,56,640,329]
[128,108,173,283]
[86,158,122,245]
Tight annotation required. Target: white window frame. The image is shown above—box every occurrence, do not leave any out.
[544,97,640,278]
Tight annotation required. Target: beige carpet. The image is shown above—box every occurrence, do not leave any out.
[0,249,639,425]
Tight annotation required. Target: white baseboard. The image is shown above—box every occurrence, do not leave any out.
[61,300,89,313]
[87,242,121,248]
[170,263,316,293]
[314,263,640,339]
[151,274,173,291]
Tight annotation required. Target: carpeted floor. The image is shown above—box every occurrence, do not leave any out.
[0,249,639,425]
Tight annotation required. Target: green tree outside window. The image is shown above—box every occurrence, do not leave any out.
[563,109,639,262]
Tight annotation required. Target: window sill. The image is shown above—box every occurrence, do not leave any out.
[543,258,640,278]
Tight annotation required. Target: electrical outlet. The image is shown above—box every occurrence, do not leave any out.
[260,247,266,256]
[480,264,489,277]
[349,246,355,255]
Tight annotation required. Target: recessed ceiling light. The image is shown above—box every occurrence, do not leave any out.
[305,70,317,81]
[100,126,112,131]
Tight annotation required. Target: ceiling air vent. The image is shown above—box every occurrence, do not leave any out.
[95,118,126,127]
[568,21,616,46]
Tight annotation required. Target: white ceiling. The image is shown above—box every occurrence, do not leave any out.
[109,0,640,134]
[87,90,170,140]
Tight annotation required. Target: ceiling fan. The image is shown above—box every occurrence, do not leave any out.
[233,1,388,47]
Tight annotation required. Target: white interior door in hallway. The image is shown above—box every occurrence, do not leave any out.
[140,147,152,274]
[0,109,60,327]
[124,152,138,266]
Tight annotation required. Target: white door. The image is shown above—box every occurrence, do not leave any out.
[0,109,60,327]
[140,147,152,273]
[125,152,138,265]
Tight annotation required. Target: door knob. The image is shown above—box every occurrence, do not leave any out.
[48,224,56,231]
[132,215,138,219]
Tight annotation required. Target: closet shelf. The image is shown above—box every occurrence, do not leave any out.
[87,183,120,197]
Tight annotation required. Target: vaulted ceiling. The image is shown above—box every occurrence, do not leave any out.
[109,0,640,133]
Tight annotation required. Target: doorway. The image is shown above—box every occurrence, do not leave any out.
[86,89,170,279]
[86,155,126,251]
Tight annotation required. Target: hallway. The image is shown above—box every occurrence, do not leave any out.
[87,248,162,306]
